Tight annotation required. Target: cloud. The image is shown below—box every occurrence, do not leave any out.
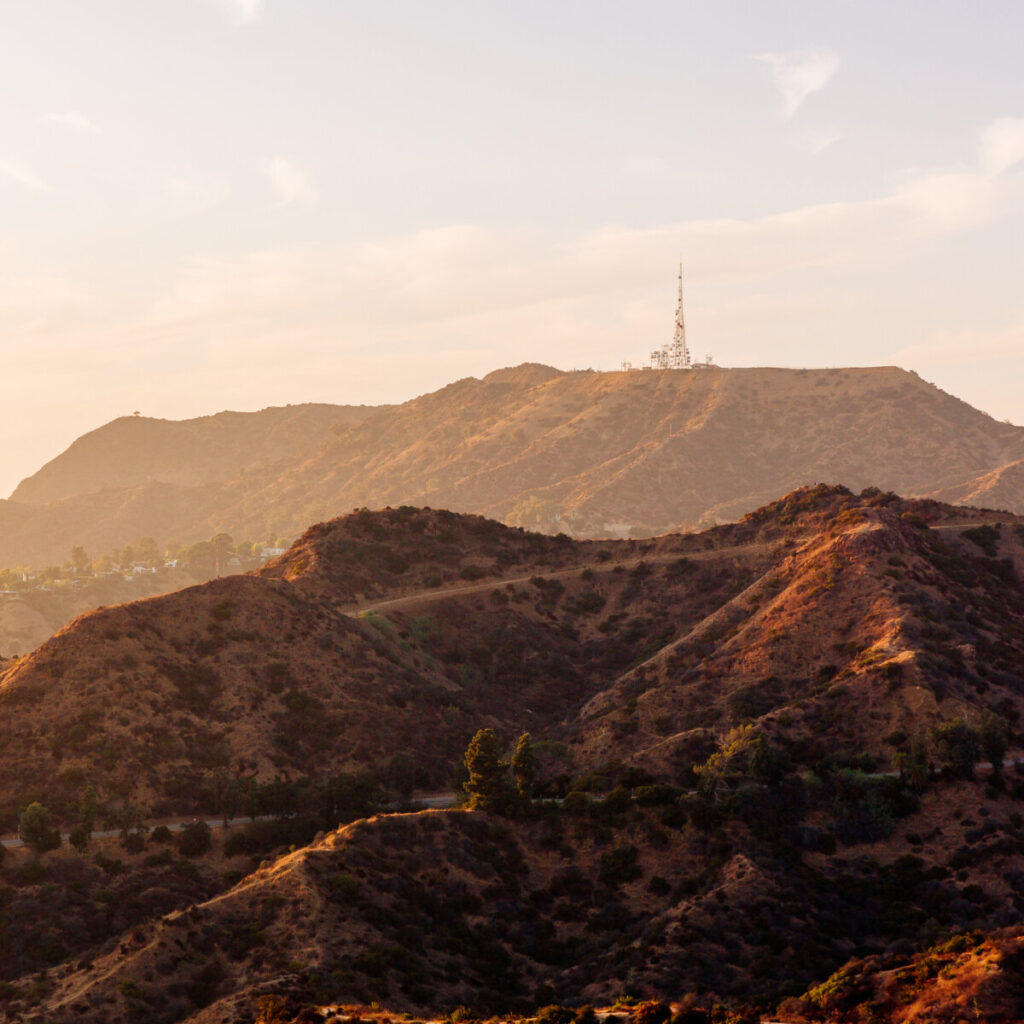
[798,128,842,155]
[757,48,840,117]
[262,156,316,208]
[0,159,46,191]
[979,117,1024,175]
[46,110,97,133]
[222,0,261,24]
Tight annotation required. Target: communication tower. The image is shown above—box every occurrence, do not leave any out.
[630,263,715,370]
[645,262,692,369]
[669,262,691,369]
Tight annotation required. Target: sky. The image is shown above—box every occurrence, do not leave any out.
[1,0,1023,496]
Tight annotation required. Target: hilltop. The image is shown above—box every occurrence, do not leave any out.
[11,403,374,506]
[3,365,1024,569]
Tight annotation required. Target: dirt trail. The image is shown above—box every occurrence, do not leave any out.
[345,540,777,618]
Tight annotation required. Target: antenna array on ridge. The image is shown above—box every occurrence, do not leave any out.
[634,263,714,371]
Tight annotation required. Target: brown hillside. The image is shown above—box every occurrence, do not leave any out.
[0,505,775,825]
[23,782,1024,1024]
[3,365,1024,569]
[4,494,1024,1021]
[926,458,1024,516]
[228,366,1024,541]
[782,927,1024,1022]
[11,403,373,506]
[573,488,1024,774]
[0,489,1022,833]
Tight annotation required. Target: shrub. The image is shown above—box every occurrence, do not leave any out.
[536,1007,575,1024]
[178,820,212,856]
[633,1002,671,1024]
[121,831,146,854]
[962,524,999,557]
[150,824,173,843]
[561,791,589,815]
[68,824,90,853]
[598,845,641,886]
[635,784,679,806]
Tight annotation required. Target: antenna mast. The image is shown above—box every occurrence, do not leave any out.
[670,262,690,369]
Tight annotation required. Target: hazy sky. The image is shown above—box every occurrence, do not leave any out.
[2,1,1023,496]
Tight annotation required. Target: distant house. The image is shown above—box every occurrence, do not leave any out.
[260,547,288,561]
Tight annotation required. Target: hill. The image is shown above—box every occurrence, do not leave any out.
[3,365,1024,569]
[0,487,1022,825]
[0,504,767,824]
[2,492,1024,1021]
[11,403,374,506]
[19,781,1024,1023]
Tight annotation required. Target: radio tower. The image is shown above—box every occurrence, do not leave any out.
[669,261,690,369]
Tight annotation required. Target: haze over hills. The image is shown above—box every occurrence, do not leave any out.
[3,491,1024,1022]
[3,364,1024,570]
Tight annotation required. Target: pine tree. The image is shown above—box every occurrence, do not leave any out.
[511,732,539,799]
[463,728,511,812]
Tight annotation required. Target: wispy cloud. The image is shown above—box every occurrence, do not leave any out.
[262,156,316,208]
[979,117,1024,175]
[0,158,46,191]
[46,110,97,133]
[798,128,842,155]
[757,48,840,118]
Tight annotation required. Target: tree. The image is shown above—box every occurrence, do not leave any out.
[384,752,417,802]
[19,802,60,855]
[981,713,1008,774]
[119,544,136,568]
[72,785,98,849]
[463,728,512,813]
[694,725,770,803]
[210,533,234,575]
[511,732,539,799]
[933,720,980,779]
[137,536,160,564]
[70,546,90,574]
[184,540,216,577]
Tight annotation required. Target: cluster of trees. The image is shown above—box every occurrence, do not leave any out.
[0,532,293,590]
[892,714,1009,786]
[462,729,539,815]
